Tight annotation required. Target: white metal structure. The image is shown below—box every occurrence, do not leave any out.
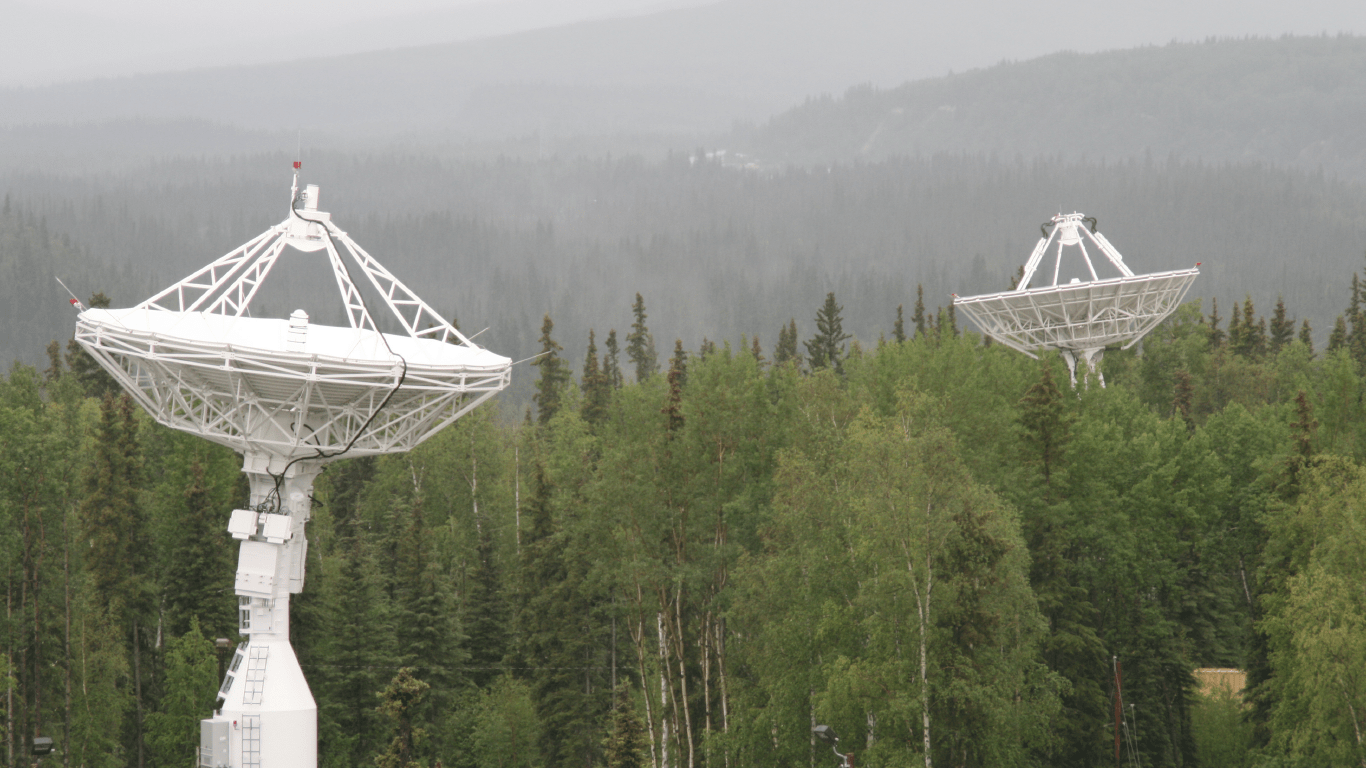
[953,212,1199,387]
[74,172,511,768]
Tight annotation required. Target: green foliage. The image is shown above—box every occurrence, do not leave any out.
[472,677,541,768]
[7,245,1366,768]
[375,668,431,768]
[626,293,658,383]
[1190,688,1254,768]
[160,455,236,639]
[146,617,218,768]
[582,329,611,427]
[80,393,148,621]
[774,318,799,367]
[316,524,397,768]
[532,314,570,426]
[603,685,649,768]
[804,292,852,373]
[1259,461,1366,767]
[69,593,132,768]
[1270,297,1294,354]
[603,329,624,390]
[913,285,927,339]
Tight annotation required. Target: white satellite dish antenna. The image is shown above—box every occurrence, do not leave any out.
[953,212,1199,387]
[73,169,510,768]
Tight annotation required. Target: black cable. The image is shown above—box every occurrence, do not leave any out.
[256,187,409,513]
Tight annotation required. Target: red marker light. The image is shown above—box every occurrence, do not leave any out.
[69,298,78,305]
[293,161,301,170]
[1195,262,1201,266]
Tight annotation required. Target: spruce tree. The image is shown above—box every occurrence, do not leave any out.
[1299,318,1314,354]
[1226,300,1244,353]
[1289,390,1318,469]
[1231,296,1265,358]
[774,319,798,366]
[1269,296,1294,353]
[1015,363,1107,766]
[1327,315,1348,352]
[511,463,603,768]
[1207,298,1225,348]
[81,395,141,583]
[145,617,218,768]
[532,314,570,426]
[1348,272,1366,365]
[603,330,624,390]
[602,685,648,768]
[80,393,150,766]
[913,284,927,339]
[625,293,658,382]
[464,513,509,690]
[375,668,431,768]
[581,330,611,427]
[393,498,464,722]
[43,339,63,382]
[163,459,235,639]
[319,522,396,767]
[1172,370,1195,432]
[804,292,852,373]
[892,304,906,343]
[1019,365,1070,490]
[663,340,687,434]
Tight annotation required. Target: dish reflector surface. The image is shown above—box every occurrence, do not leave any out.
[74,178,510,460]
[954,213,1199,358]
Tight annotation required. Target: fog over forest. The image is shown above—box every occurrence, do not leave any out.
[5,3,1366,768]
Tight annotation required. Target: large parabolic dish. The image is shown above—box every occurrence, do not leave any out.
[75,178,511,460]
[953,212,1199,386]
[71,172,510,768]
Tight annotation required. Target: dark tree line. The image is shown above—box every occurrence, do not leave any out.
[4,259,1366,767]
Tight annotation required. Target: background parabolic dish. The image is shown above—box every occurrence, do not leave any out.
[952,267,1200,357]
[953,212,1199,358]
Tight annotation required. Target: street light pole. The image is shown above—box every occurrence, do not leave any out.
[813,725,852,768]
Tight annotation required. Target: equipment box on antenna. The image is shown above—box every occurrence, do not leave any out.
[200,717,229,768]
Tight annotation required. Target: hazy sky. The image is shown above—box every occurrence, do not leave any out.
[0,0,709,86]
[4,0,1366,89]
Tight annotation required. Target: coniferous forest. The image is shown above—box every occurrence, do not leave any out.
[5,260,1366,767]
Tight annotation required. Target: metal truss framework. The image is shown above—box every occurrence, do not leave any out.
[138,192,473,345]
[953,268,1200,358]
[75,319,507,459]
[75,178,510,461]
[953,212,1200,388]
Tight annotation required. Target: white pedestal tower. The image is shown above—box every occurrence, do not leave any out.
[73,171,511,768]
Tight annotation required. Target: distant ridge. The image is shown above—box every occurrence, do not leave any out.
[9,0,1365,147]
[743,36,1366,181]
[0,0,949,138]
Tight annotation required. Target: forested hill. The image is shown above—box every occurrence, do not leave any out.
[743,35,1366,181]
[6,152,1364,415]
[8,284,1366,766]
